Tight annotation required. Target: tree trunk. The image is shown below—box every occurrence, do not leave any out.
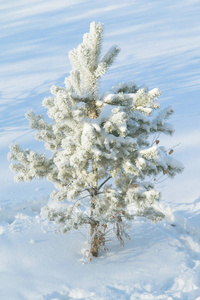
[90,173,99,257]
[86,100,98,119]
[87,100,100,257]
[90,205,99,257]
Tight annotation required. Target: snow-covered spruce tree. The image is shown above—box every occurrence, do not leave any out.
[8,22,183,257]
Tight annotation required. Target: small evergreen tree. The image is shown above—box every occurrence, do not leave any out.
[8,22,183,257]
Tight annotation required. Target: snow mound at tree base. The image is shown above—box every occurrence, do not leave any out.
[0,198,200,300]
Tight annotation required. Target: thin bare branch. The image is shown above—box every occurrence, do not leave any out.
[166,142,181,152]
[98,176,112,191]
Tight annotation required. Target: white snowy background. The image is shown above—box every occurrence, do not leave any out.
[0,0,200,299]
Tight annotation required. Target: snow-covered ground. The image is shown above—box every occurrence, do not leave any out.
[1,198,200,299]
[0,0,200,299]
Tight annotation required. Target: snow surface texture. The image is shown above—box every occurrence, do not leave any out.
[1,199,200,299]
[0,0,200,299]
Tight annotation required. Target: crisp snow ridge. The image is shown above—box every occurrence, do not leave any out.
[1,0,200,299]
